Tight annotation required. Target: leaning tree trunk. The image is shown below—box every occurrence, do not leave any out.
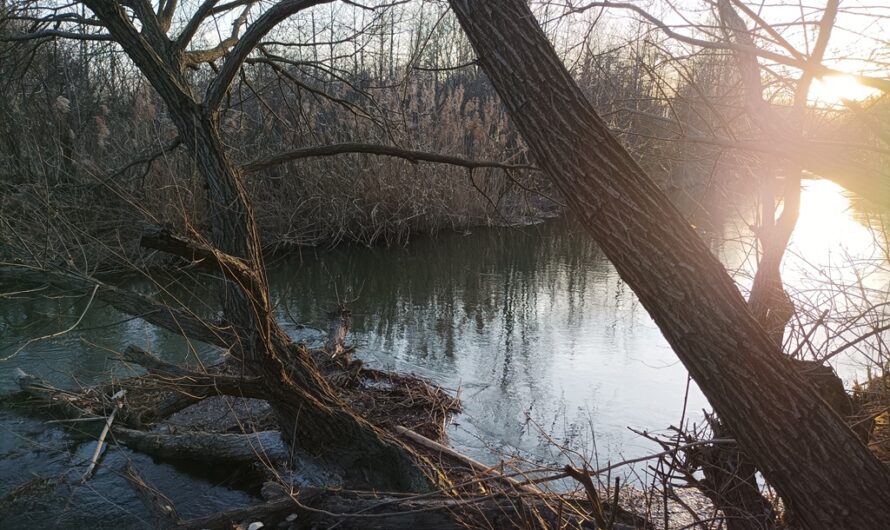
[81,0,437,493]
[446,1,890,528]
[175,113,437,492]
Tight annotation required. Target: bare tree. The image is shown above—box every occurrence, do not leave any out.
[446,1,890,528]
[2,0,448,491]
[3,0,890,527]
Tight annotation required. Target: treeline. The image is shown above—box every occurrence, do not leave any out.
[0,3,849,270]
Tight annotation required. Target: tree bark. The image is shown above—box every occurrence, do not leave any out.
[446,1,890,528]
[113,428,291,464]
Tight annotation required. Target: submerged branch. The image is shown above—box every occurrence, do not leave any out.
[2,266,235,348]
[120,345,267,400]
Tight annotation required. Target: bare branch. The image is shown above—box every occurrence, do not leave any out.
[0,29,113,42]
[727,0,805,62]
[101,136,182,183]
[242,142,536,173]
[3,266,235,348]
[175,0,220,50]
[571,1,890,93]
[679,134,890,205]
[183,2,254,65]
[204,0,335,111]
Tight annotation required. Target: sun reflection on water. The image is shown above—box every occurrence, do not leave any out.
[719,178,889,381]
[781,179,890,380]
[790,179,879,259]
[783,179,888,293]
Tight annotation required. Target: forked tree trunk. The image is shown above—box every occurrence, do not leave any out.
[447,1,890,527]
[182,115,437,492]
[717,0,816,344]
[81,0,437,493]
[706,5,845,526]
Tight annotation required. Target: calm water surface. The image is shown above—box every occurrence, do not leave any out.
[1,180,888,527]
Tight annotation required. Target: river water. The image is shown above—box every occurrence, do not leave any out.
[1,180,888,527]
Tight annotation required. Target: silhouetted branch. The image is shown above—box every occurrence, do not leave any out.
[242,143,535,173]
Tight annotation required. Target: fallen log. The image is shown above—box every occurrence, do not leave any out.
[13,362,262,429]
[13,367,106,421]
[11,359,457,459]
[112,428,290,464]
[12,369,287,464]
[120,345,268,400]
[140,392,203,426]
[13,368,648,528]
[124,463,182,528]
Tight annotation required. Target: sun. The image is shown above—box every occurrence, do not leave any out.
[808,75,880,106]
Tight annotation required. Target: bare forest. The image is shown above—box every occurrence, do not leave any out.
[1,1,889,529]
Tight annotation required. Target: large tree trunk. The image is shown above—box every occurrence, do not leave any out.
[81,0,437,493]
[169,87,437,494]
[446,1,890,527]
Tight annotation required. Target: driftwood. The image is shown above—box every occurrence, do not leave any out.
[113,428,290,464]
[171,486,642,530]
[324,306,352,363]
[12,368,287,463]
[117,345,275,426]
[120,346,267,399]
[394,425,533,493]
[82,389,126,482]
[13,367,102,420]
[14,351,265,428]
[11,365,456,472]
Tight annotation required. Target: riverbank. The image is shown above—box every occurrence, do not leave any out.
[2,182,888,527]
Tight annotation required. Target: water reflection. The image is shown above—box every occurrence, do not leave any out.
[715,180,890,380]
[266,222,705,463]
[786,182,888,299]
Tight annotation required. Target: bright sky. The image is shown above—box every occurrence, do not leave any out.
[533,0,889,104]
[81,0,890,105]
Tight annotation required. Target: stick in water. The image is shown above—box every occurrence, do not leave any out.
[82,389,126,482]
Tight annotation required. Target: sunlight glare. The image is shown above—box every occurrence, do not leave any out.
[808,75,880,105]
[791,179,871,256]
